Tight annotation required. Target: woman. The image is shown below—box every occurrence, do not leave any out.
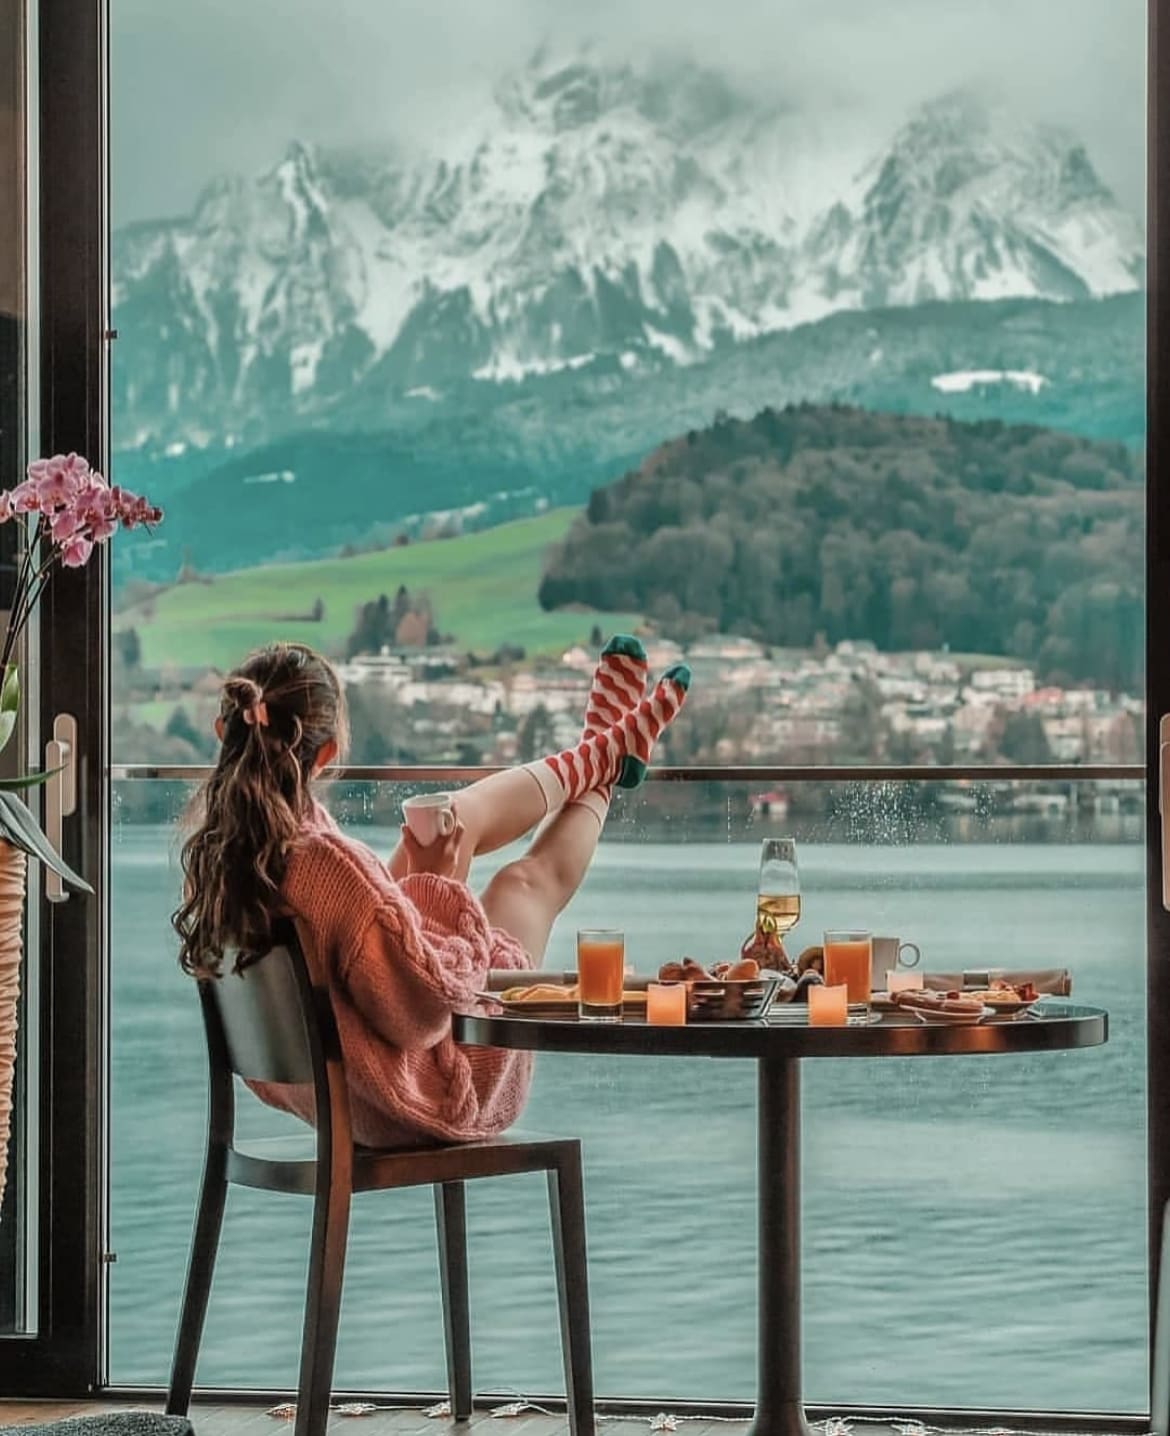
[172,639,690,1148]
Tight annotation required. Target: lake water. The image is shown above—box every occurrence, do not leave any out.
[109,828,1147,1413]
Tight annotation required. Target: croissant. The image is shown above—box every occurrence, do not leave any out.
[724,958,760,981]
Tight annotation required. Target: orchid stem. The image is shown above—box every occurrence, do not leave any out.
[2,534,58,674]
[0,519,43,675]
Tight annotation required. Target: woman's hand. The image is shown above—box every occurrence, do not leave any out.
[400,820,466,880]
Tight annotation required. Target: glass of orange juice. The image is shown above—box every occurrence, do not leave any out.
[577,930,626,1022]
[823,930,873,1024]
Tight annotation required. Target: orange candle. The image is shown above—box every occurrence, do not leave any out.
[808,983,848,1026]
[647,982,687,1025]
[887,970,924,994]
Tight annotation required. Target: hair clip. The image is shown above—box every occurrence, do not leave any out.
[243,701,269,728]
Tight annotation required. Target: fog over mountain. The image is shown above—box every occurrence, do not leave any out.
[112,0,1145,223]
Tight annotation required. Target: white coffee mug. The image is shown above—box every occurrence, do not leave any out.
[402,793,456,846]
[872,936,921,989]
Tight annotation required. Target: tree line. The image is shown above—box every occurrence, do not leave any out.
[538,403,1143,690]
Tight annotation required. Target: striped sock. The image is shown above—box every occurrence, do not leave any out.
[525,665,691,810]
[581,635,647,802]
[582,635,647,738]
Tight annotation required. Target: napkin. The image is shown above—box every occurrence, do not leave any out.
[923,968,1071,995]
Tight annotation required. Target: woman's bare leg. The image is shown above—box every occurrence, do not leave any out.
[388,766,556,881]
[479,797,607,963]
[451,767,556,857]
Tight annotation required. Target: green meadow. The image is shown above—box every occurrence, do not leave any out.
[115,509,642,673]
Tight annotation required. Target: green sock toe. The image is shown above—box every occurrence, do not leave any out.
[617,755,648,790]
[663,661,692,692]
[602,633,647,661]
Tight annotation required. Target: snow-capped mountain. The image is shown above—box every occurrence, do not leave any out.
[112,55,1144,446]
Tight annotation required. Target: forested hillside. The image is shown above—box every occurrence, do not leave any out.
[539,404,1143,689]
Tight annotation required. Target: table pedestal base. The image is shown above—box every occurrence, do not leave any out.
[745,1404,813,1436]
[747,1056,810,1436]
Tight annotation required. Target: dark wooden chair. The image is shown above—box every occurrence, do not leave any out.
[166,923,594,1436]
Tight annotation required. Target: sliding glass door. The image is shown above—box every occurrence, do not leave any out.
[5,0,1168,1416]
[102,0,1156,1414]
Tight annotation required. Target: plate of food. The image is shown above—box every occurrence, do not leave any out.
[477,984,647,1016]
[888,989,991,1025]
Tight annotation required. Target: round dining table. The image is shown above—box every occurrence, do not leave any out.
[453,1001,1108,1436]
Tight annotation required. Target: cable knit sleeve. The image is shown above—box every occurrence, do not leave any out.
[337,872,497,1051]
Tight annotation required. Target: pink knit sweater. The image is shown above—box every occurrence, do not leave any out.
[249,805,534,1148]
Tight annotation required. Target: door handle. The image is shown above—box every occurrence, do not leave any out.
[44,713,77,905]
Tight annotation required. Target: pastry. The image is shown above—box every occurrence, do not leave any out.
[890,989,984,1017]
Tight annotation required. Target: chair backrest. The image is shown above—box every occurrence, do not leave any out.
[198,922,353,1149]
[209,937,318,1085]
[202,919,347,1079]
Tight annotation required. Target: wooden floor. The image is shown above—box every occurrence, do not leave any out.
[0,1401,1137,1436]
[0,1400,752,1436]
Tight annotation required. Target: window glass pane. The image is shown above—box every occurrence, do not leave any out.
[108,3,1146,773]
[108,0,1149,1413]
[110,779,1145,1409]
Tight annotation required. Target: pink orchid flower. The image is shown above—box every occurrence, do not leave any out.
[0,455,162,576]
[59,534,94,568]
[49,509,81,542]
[30,452,88,510]
[73,479,119,543]
[10,482,39,515]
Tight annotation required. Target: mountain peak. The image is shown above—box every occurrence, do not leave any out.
[112,66,1144,429]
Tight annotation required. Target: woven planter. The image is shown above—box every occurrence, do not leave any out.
[0,841,27,1209]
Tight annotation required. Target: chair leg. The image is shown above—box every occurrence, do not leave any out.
[295,1179,352,1436]
[547,1149,595,1436]
[1154,1198,1170,1436]
[435,1181,473,1421]
[166,1144,229,1416]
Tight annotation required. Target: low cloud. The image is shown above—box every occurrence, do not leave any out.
[111,0,1146,222]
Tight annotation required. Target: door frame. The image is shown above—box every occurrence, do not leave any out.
[0,0,109,1395]
[2,0,1168,1410]
[1149,0,1170,1365]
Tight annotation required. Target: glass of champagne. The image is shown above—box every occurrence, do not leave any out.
[758,838,801,943]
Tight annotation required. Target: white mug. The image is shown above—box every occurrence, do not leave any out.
[402,793,456,846]
[872,936,921,989]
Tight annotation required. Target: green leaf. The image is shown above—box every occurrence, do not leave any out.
[0,790,92,893]
[0,763,64,791]
[0,667,20,757]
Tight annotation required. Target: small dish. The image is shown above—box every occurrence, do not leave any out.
[911,1004,992,1026]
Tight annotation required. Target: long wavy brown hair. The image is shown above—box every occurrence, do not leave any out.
[172,643,349,977]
